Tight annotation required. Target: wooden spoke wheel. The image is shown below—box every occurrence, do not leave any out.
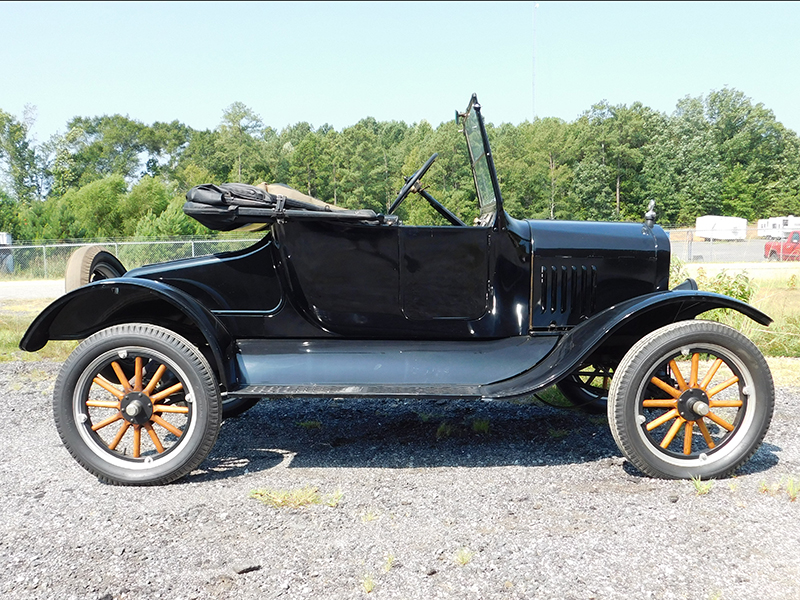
[556,364,613,414]
[54,324,221,485]
[608,321,774,479]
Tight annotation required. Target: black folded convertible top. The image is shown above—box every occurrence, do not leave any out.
[183,183,380,231]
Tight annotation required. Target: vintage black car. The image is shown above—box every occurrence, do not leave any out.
[21,95,774,486]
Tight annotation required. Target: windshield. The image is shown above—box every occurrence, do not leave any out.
[461,95,501,216]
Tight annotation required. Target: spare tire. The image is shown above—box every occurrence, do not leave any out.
[64,245,126,292]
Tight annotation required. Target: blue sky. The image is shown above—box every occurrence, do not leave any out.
[1,1,799,142]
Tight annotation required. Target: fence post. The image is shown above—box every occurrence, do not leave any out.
[42,245,47,278]
[191,241,195,257]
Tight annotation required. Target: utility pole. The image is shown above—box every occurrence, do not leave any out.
[532,3,539,121]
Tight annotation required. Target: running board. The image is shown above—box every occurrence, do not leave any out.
[232,383,482,399]
[233,336,558,393]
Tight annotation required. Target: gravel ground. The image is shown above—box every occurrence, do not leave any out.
[0,360,798,600]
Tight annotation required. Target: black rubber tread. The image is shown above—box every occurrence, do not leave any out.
[53,323,221,486]
[64,245,126,293]
[607,320,774,479]
[221,396,260,419]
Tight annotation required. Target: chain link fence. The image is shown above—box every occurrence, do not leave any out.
[0,236,260,280]
[0,226,796,281]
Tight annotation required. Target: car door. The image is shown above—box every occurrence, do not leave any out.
[399,225,489,320]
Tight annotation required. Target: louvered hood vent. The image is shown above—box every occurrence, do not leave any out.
[536,263,598,319]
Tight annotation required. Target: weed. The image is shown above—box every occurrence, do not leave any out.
[785,478,799,502]
[324,488,344,507]
[788,274,797,290]
[547,428,569,439]
[383,553,395,572]
[361,573,375,594]
[361,510,380,522]
[297,420,322,430]
[436,421,453,440]
[691,476,713,496]
[759,479,781,496]
[454,547,474,566]
[249,486,341,509]
[471,419,490,435]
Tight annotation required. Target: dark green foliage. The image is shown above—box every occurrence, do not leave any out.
[1,87,800,240]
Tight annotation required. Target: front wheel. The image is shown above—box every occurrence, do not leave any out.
[608,321,773,479]
[54,324,222,485]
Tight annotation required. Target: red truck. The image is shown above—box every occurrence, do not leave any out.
[765,230,800,260]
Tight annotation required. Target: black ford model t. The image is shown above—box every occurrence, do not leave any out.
[21,95,774,485]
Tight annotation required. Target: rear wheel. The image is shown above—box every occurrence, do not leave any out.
[608,321,773,479]
[54,324,222,485]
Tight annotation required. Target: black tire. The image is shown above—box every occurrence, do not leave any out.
[556,365,612,414]
[608,320,773,479]
[767,251,779,262]
[65,245,126,292]
[221,396,259,419]
[53,324,222,485]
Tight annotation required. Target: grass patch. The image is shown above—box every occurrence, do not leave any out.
[249,486,343,509]
[471,418,490,435]
[435,421,453,440]
[690,476,713,496]
[297,420,322,430]
[454,547,474,566]
[360,573,375,594]
[759,477,800,501]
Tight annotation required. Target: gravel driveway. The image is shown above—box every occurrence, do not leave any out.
[1,359,798,600]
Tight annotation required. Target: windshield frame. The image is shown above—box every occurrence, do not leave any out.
[460,94,504,219]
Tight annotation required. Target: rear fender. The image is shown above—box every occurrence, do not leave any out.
[20,279,235,390]
[484,289,771,399]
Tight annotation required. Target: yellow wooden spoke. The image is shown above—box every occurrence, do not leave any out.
[152,404,189,414]
[85,400,120,409]
[108,421,130,451]
[132,425,141,458]
[646,408,679,431]
[91,412,123,432]
[709,399,743,408]
[143,364,167,396]
[152,414,183,437]
[683,421,694,455]
[150,382,184,403]
[650,377,681,399]
[111,361,132,392]
[699,358,724,390]
[134,357,143,391]
[706,411,735,432]
[144,423,164,453]
[92,376,125,400]
[642,399,678,408]
[668,360,687,391]
[707,376,740,398]
[689,353,700,388]
[697,420,717,449]
[660,417,685,448]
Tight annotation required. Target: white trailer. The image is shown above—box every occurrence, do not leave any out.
[695,215,747,241]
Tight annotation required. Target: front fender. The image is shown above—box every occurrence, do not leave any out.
[483,289,771,399]
[20,278,234,390]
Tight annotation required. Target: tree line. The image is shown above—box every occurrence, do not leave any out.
[1,87,798,242]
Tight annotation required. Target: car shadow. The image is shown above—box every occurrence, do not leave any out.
[186,396,621,482]
[184,395,783,483]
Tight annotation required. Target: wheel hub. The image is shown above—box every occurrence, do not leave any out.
[677,388,710,421]
[120,391,154,425]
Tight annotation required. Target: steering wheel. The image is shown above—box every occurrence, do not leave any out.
[388,153,439,215]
